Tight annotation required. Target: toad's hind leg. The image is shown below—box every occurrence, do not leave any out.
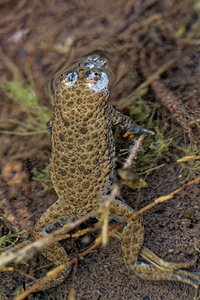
[26,199,76,291]
[110,199,200,298]
[109,198,144,266]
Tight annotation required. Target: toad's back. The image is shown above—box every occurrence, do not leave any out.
[50,56,115,211]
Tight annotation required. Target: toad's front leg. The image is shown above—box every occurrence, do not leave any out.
[109,104,154,135]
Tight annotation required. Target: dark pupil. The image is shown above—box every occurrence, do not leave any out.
[65,72,72,78]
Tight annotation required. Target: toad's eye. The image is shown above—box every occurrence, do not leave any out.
[87,70,109,93]
[85,70,100,81]
[61,71,78,86]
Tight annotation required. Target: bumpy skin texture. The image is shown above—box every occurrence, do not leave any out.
[31,56,200,296]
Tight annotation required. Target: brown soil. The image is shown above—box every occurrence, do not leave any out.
[0,0,200,299]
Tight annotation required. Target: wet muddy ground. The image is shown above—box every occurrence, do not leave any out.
[0,0,200,299]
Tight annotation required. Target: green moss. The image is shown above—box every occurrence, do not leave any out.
[174,27,186,38]
[176,146,200,181]
[135,128,173,172]
[0,73,52,136]
[32,164,52,193]
[0,217,25,251]
[129,98,152,123]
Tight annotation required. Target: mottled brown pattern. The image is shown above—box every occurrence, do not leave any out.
[28,56,199,296]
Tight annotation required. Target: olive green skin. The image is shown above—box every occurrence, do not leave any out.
[50,63,114,211]
[28,56,199,296]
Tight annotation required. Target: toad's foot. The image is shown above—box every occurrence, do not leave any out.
[131,247,200,299]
